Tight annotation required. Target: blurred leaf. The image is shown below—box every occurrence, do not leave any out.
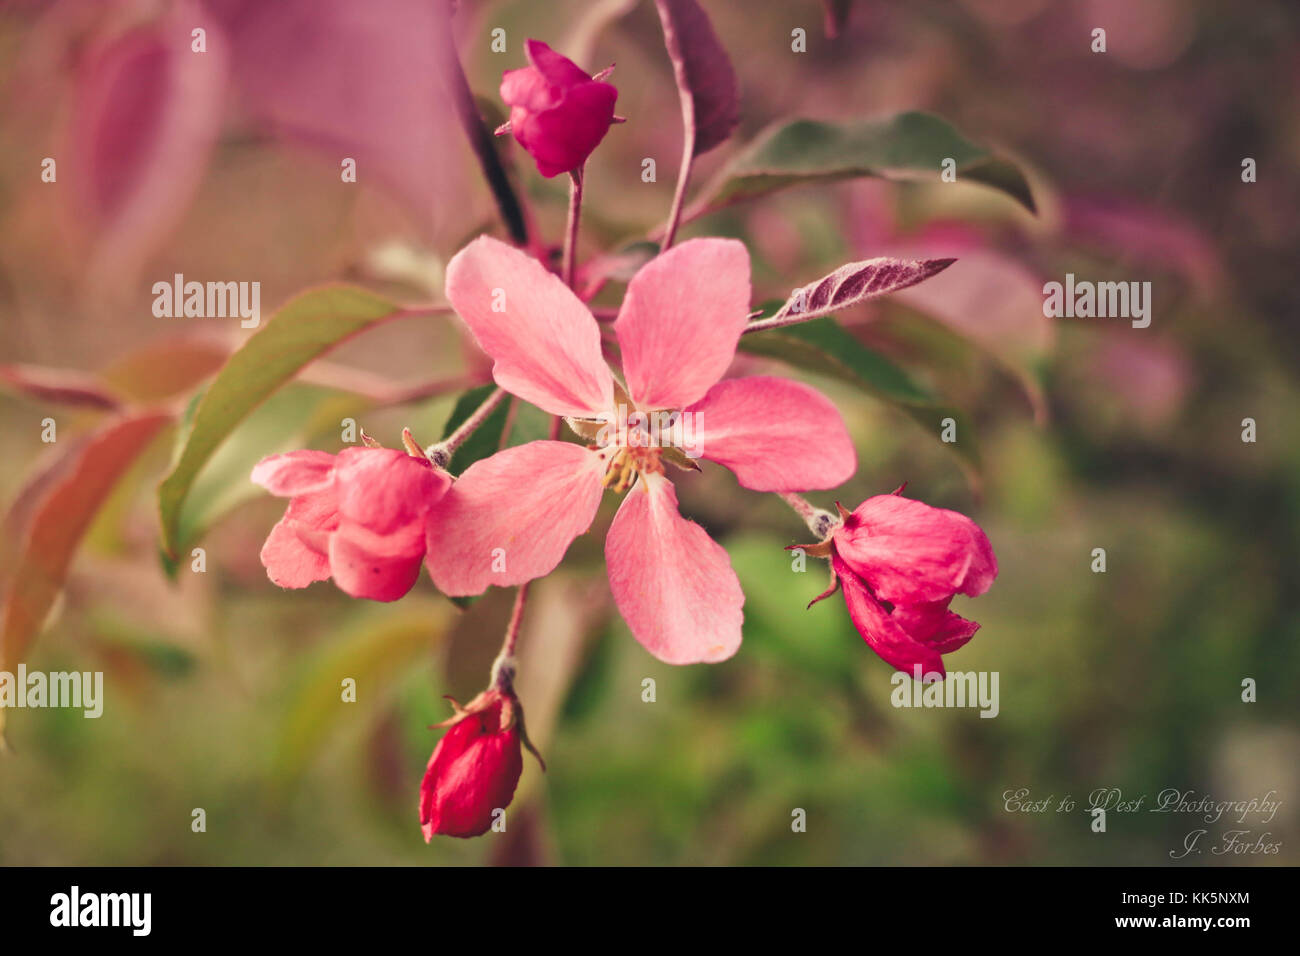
[691,112,1036,220]
[740,316,933,405]
[0,364,121,410]
[654,0,741,156]
[900,403,981,475]
[770,256,957,322]
[156,285,410,559]
[99,334,231,403]
[95,629,198,679]
[160,385,339,577]
[822,0,853,38]
[564,0,641,67]
[739,317,980,474]
[890,249,1052,422]
[270,601,452,793]
[0,411,171,738]
[69,9,227,286]
[579,240,659,297]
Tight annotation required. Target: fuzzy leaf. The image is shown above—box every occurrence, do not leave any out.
[772,256,956,322]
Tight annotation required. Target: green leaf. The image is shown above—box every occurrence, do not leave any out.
[691,112,1035,219]
[739,317,980,475]
[156,285,409,559]
[160,385,343,578]
[740,316,933,406]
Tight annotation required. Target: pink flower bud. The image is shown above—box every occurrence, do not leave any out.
[808,491,998,680]
[420,688,524,840]
[499,39,618,178]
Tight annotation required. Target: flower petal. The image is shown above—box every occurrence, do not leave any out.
[445,236,614,417]
[834,495,998,604]
[425,441,606,595]
[333,447,448,534]
[524,38,592,87]
[259,490,338,589]
[615,238,750,410]
[834,554,946,680]
[890,599,980,655]
[605,473,743,664]
[686,376,856,491]
[261,522,329,589]
[250,450,336,497]
[328,521,425,602]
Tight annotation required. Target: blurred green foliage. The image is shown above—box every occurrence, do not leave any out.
[2,0,1298,865]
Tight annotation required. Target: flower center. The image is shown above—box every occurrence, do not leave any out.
[595,444,664,493]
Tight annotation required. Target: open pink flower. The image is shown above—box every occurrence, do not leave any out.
[252,447,449,602]
[500,39,617,177]
[811,489,997,679]
[426,236,856,664]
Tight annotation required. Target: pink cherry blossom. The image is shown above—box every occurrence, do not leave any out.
[252,447,449,602]
[814,489,997,679]
[500,39,618,178]
[426,236,857,664]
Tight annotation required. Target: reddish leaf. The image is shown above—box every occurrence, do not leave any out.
[0,364,121,410]
[98,333,232,403]
[65,2,227,284]
[0,411,172,736]
[207,0,458,232]
[822,0,853,38]
[653,0,740,156]
[774,257,957,321]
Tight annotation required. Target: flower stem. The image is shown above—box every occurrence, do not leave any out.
[661,129,694,252]
[502,582,529,658]
[779,492,837,537]
[490,582,530,692]
[428,386,508,466]
[562,167,585,288]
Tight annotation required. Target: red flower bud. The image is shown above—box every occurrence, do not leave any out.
[419,688,526,840]
[499,39,618,178]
